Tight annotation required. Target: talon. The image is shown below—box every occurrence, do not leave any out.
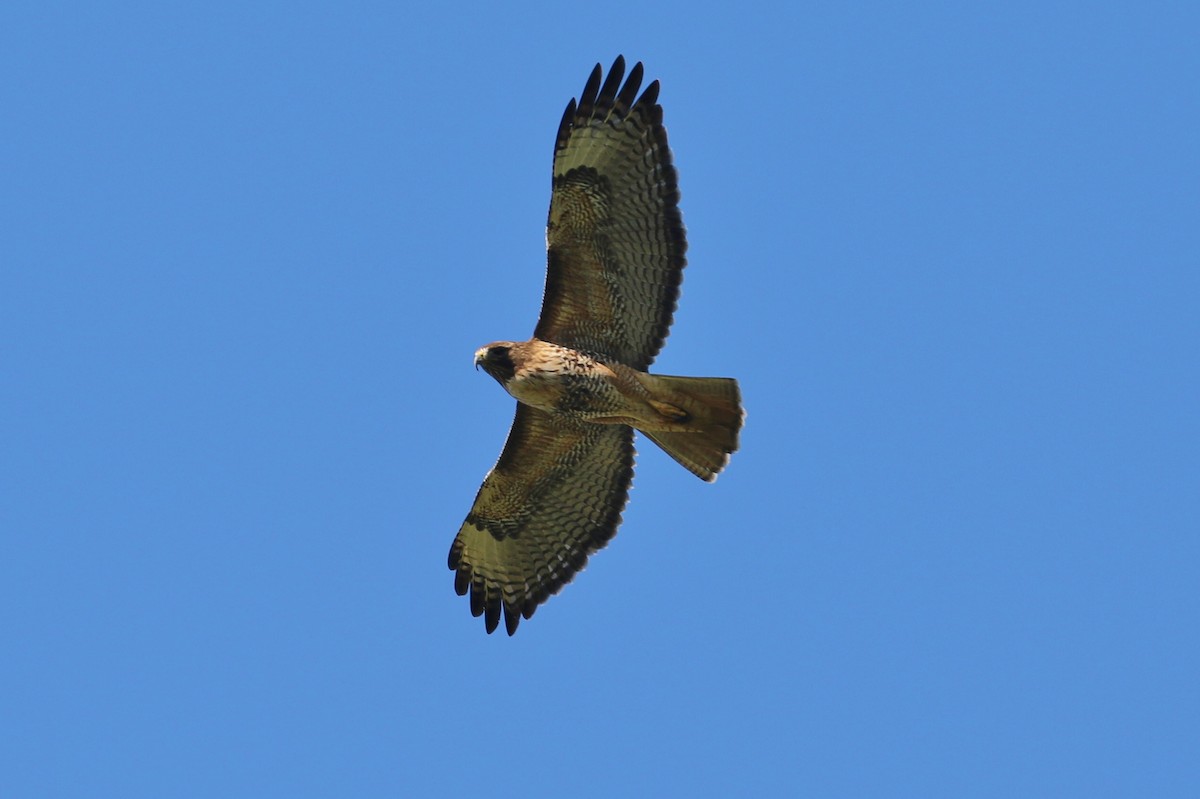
[649,399,690,422]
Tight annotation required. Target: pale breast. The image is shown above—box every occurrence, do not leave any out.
[507,343,628,419]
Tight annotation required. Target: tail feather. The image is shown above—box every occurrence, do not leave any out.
[637,374,744,481]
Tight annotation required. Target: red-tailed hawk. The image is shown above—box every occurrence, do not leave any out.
[449,57,743,635]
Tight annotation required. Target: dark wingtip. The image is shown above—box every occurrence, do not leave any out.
[600,55,628,107]
[578,62,603,111]
[637,78,661,110]
[469,582,485,617]
[616,61,644,111]
[559,97,576,129]
[504,603,521,636]
[484,599,501,634]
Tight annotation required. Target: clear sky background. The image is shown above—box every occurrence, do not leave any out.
[2,2,1197,796]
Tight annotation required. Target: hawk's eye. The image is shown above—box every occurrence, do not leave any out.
[490,346,513,367]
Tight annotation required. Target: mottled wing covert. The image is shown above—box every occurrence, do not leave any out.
[448,404,635,635]
[535,55,687,371]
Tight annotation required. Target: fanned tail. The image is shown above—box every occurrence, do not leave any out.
[638,374,743,481]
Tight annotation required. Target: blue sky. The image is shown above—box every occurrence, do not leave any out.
[2,2,1197,796]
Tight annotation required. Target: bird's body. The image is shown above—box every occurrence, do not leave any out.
[477,339,741,458]
[477,340,629,421]
[449,58,744,635]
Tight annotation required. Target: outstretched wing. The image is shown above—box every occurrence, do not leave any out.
[535,56,686,371]
[448,404,635,635]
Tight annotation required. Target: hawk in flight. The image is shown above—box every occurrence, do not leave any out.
[449,56,744,635]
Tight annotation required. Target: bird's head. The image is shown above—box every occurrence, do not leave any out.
[474,342,518,385]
